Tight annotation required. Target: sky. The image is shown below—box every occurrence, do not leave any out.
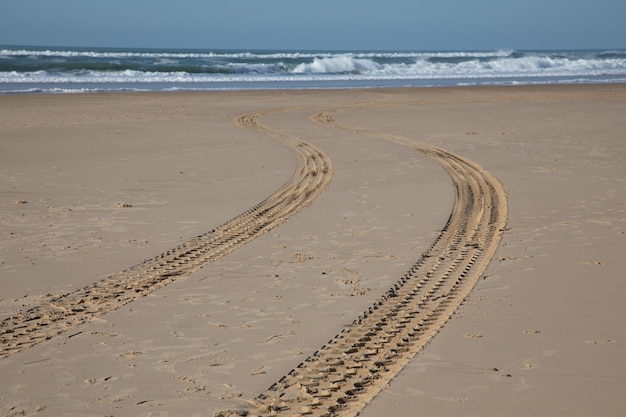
[1,0,625,51]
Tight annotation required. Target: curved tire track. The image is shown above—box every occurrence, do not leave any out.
[227,107,508,417]
[0,110,333,359]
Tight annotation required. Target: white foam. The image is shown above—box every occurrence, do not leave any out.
[2,48,625,94]
[293,55,381,73]
[0,48,517,61]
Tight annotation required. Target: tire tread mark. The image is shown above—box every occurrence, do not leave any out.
[0,110,333,359]
[223,108,507,417]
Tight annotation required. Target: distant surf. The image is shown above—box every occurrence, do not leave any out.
[1,46,625,93]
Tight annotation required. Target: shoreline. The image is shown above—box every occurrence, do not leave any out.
[2,80,626,96]
[1,84,625,416]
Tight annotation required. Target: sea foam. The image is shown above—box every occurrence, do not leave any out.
[1,47,625,93]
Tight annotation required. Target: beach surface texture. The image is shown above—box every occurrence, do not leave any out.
[1,85,625,416]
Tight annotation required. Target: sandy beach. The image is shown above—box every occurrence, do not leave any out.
[1,84,625,416]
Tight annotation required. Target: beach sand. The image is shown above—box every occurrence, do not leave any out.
[1,85,625,416]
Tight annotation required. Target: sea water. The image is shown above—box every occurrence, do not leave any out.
[1,46,625,94]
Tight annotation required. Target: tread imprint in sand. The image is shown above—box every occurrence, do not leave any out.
[1,97,515,417]
[218,106,508,417]
[0,111,333,359]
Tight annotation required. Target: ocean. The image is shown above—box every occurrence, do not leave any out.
[1,46,625,94]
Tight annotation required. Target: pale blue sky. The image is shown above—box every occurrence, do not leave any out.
[1,0,624,50]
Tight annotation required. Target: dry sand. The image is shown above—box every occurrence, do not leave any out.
[0,85,625,416]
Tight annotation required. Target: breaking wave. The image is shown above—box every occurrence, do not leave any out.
[1,47,625,93]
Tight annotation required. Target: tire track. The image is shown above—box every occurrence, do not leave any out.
[222,107,508,417]
[0,110,333,359]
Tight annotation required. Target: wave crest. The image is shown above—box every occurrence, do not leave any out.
[292,55,380,74]
[2,47,625,93]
